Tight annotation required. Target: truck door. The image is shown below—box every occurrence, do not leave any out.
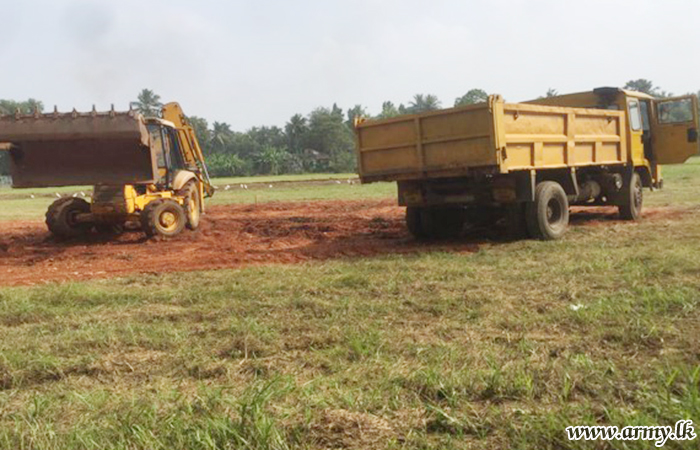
[651,95,699,164]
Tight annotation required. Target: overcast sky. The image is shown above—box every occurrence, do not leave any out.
[1,0,698,130]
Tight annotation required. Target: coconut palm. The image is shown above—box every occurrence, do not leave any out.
[131,89,163,117]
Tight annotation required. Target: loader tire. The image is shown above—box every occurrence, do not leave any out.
[140,199,186,238]
[95,223,125,235]
[46,197,92,238]
[405,207,428,239]
[618,172,643,221]
[177,181,202,230]
[525,181,569,241]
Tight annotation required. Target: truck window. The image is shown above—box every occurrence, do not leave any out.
[628,100,642,131]
[658,98,694,124]
[640,101,650,131]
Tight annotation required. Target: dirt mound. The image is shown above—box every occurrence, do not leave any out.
[0,200,687,286]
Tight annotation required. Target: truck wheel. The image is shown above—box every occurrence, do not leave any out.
[405,207,428,239]
[618,172,643,221]
[46,197,92,238]
[178,181,202,230]
[505,203,529,240]
[525,181,569,240]
[140,199,186,238]
[422,207,464,239]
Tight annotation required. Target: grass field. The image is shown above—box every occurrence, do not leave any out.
[0,173,394,221]
[1,161,700,449]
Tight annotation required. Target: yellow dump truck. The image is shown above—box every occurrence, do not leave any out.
[355,88,699,240]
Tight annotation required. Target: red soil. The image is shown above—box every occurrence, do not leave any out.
[0,200,687,286]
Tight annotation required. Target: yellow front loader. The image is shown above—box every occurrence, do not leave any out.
[0,103,214,238]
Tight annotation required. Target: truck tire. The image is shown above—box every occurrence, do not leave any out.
[618,172,643,221]
[405,207,428,239]
[46,197,92,238]
[140,199,186,238]
[421,207,464,239]
[525,181,569,240]
[177,180,202,230]
[505,203,529,240]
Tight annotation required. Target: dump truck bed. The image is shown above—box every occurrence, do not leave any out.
[355,96,627,182]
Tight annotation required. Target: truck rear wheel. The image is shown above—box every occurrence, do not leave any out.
[405,207,428,239]
[46,197,92,238]
[525,181,569,240]
[421,207,464,239]
[505,203,529,240]
[618,172,643,221]
[140,199,186,238]
[177,181,202,230]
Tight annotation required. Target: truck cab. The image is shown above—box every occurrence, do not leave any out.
[528,88,699,188]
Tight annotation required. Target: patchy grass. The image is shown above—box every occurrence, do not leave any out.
[1,158,700,448]
[1,197,700,448]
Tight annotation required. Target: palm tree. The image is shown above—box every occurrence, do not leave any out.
[408,94,441,113]
[131,89,163,117]
[211,121,233,153]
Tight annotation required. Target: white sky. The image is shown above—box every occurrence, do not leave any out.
[1,0,699,130]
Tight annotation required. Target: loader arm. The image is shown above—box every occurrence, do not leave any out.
[161,102,214,197]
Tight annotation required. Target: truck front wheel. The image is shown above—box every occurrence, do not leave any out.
[618,172,643,221]
[525,181,569,240]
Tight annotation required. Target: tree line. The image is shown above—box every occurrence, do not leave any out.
[1,80,697,178]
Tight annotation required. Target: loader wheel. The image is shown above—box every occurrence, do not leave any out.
[95,223,125,235]
[405,207,428,239]
[46,197,92,238]
[140,199,186,238]
[178,181,202,230]
[618,172,643,221]
[525,181,569,240]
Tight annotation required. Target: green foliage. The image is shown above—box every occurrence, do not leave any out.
[405,93,441,114]
[544,88,558,98]
[130,89,162,117]
[377,101,400,119]
[454,89,488,107]
[0,98,44,115]
[624,79,673,98]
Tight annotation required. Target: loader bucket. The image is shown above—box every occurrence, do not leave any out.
[0,110,157,188]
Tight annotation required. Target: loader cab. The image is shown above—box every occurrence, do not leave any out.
[146,119,186,188]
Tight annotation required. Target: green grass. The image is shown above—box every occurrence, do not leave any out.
[1,160,700,448]
[1,214,699,449]
[0,173,391,221]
